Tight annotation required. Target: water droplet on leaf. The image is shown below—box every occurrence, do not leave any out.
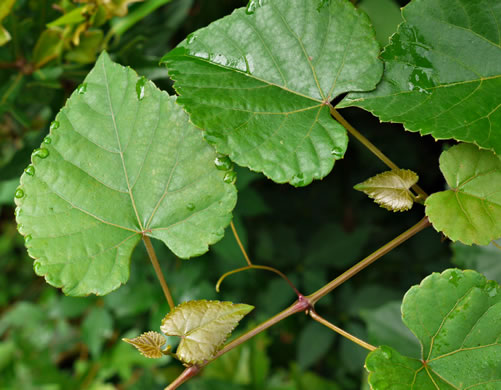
[330,147,344,159]
[15,188,25,198]
[43,136,52,144]
[77,83,87,94]
[25,235,32,244]
[380,346,393,359]
[187,203,195,211]
[24,165,35,176]
[187,33,196,44]
[50,121,60,131]
[246,0,265,14]
[223,171,237,184]
[33,148,49,159]
[136,76,147,100]
[214,155,233,171]
[34,261,42,274]
[290,173,306,187]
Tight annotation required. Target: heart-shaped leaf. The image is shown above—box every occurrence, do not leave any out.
[425,143,501,245]
[354,169,418,212]
[340,0,501,154]
[161,0,382,186]
[160,300,254,365]
[15,52,237,296]
[123,331,167,359]
[366,269,501,389]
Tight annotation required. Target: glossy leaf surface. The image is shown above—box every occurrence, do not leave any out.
[425,143,501,245]
[162,0,382,186]
[15,52,237,296]
[367,269,501,389]
[160,300,254,365]
[354,169,418,212]
[341,0,501,154]
[123,331,166,359]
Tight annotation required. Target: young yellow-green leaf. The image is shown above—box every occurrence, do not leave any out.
[0,0,16,46]
[340,0,501,154]
[366,269,501,389]
[354,169,418,212]
[425,143,501,245]
[14,52,237,296]
[123,331,166,359]
[160,300,254,365]
[162,0,382,187]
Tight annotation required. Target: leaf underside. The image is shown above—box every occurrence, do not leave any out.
[15,52,237,296]
[162,0,382,186]
[366,269,501,389]
[340,0,501,154]
[123,331,166,359]
[354,169,418,212]
[425,143,501,245]
[160,300,254,365]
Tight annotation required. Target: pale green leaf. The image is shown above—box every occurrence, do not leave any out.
[0,25,11,46]
[162,0,382,186]
[160,300,254,365]
[122,331,167,359]
[15,52,237,296]
[366,269,501,389]
[425,143,501,245]
[354,169,418,212]
[341,0,501,154]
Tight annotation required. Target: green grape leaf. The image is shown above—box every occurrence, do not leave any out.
[160,300,254,365]
[123,331,167,359]
[340,0,501,154]
[14,52,237,296]
[161,0,382,186]
[366,269,501,389]
[354,169,418,212]
[425,143,501,245]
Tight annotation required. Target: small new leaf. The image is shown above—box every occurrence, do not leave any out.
[354,169,418,212]
[122,331,166,359]
[160,300,254,365]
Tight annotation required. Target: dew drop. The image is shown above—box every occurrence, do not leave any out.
[17,223,23,232]
[246,0,265,14]
[15,188,25,198]
[214,155,233,171]
[15,208,21,217]
[136,76,147,100]
[317,0,331,10]
[24,165,35,176]
[77,83,87,95]
[290,173,306,187]
[34,261,42,274]
[43,136,52,144]
[187,203,195,211]
[330,147,344,159]
[50,121,60,131]
[33,148,49,159]
[25,235,32,244]
[380,346,393,359]
[223,170,237,184]
[187,33,196,44]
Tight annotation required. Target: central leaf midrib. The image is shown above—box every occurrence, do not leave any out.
[174,52,324,105]
[102,59,145,232]
[184,311,241,339]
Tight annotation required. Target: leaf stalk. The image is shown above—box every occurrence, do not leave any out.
[143,236,175,311]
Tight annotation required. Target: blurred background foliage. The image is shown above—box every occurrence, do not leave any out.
[0,0,496,389]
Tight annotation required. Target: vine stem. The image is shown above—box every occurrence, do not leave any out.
[164,366,200,390]
[164,216,431,389]
[492,241,501,250]
[329,106,429,201]
[310,310,376,351]
[307,216,432,305]
[143,236,175,311]
[230,221,252,266]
